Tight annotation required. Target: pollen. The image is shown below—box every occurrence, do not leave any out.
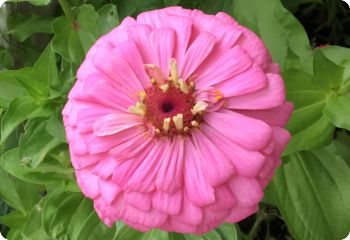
[128,102,147,116]
[129,60,208,138]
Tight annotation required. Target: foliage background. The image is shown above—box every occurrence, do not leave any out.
[0,0,350,239]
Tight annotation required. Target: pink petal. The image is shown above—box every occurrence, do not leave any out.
[86,126,145,154]
[235,26,272,69]
[137,13,192,67]
[76,169,100,199]
[226,205,258,222]
[70,152,105,170]
[156,137,184,193]
[81,73,135,111]
[152,190,182,215]
[202,124,266,177]
[183,138,215,207]
[205,185,236,212]
[215,12,239,25]
[76,106,113,134]
[93,114,143,137]
[98,178,121,204]
[112,140,155,186]
[93,155,118,179]
[226,73,286,110]
[173,196,203,226]
[125,24,154,64]
[235,102,294,127]
[127,140,171,193]
[191,130,235,186]
[180,32,216,80]
[215,63,268,97]
[204,109,273,151]
[150,28,176,79]
[112,40,152,89]
[125,191,152,211]
[196,46,253,89]
[228,176,263,207]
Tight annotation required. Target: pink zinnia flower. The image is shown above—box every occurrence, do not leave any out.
[63,7,293,234]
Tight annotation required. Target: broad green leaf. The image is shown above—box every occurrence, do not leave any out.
[97,4,119,36]
[163,0,181,6]
[267,147,350,240]
[0,48,14,69]
[19,119,61,167]
[1,148,74,185]
[18,43,58,104]
[323,95,350,131]
[6,0,51,6]
[313,49,344,90]
[0,68,29,108]
[52,4,98,64]
[281,0,323,12]
[42,190,117,240]
[0,210,26,230]
[231,0,313,73]
[116,0,168,20]
[198,0,233,14]
[0,96,50,145]
[0,168,40,215]
[5,203,54,240]
[46,109,67,143]
[7,14,53,42]
[283,46,350,154]
[283,69,334,154]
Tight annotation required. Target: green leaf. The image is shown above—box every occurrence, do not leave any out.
[231,0,313,73]
[0,68,29,108]
[5,203,54,240]
[6,0,51,6]
[323,95,350,131]
[97,4,119,36]
[1,148,74,185]
[0,167,40,215]
[198,0,233,14]
[267,147,350,240]
[7,14,53,42]
[42,190,117,240]
[313,49,344,90]
[0,96,50,145]
[52,4,98,64]
[19,119,61,167]
[18,43,58,103]
[46,109,67,143]
[0,48,14,69]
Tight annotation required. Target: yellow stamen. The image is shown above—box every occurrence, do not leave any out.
[145,64,163,83]
[189,81,195,91]
[191,120,199,127]
[191,101,208,115]
[178,79,189,94]
[139,91,147,102]
[183,127,190,133]
[160,83,170,92]
[173,114,184,130]
[214,90,223,101]
[163,118,171,132]
[128,102,147,116]
[150,78,157,85]
[155,128,161,135]
[169,58,179,86]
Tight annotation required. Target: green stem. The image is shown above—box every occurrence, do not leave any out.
[58,0,75,22]
[247,206,267,239]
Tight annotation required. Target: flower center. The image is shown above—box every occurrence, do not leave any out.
[128,59,209,138]
[161,101,174,113]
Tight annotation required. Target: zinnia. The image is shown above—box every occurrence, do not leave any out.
[63,6,293,234]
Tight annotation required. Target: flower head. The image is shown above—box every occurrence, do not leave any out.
[63,7,293,234]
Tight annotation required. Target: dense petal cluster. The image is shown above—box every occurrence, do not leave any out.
[63,7,293,234]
